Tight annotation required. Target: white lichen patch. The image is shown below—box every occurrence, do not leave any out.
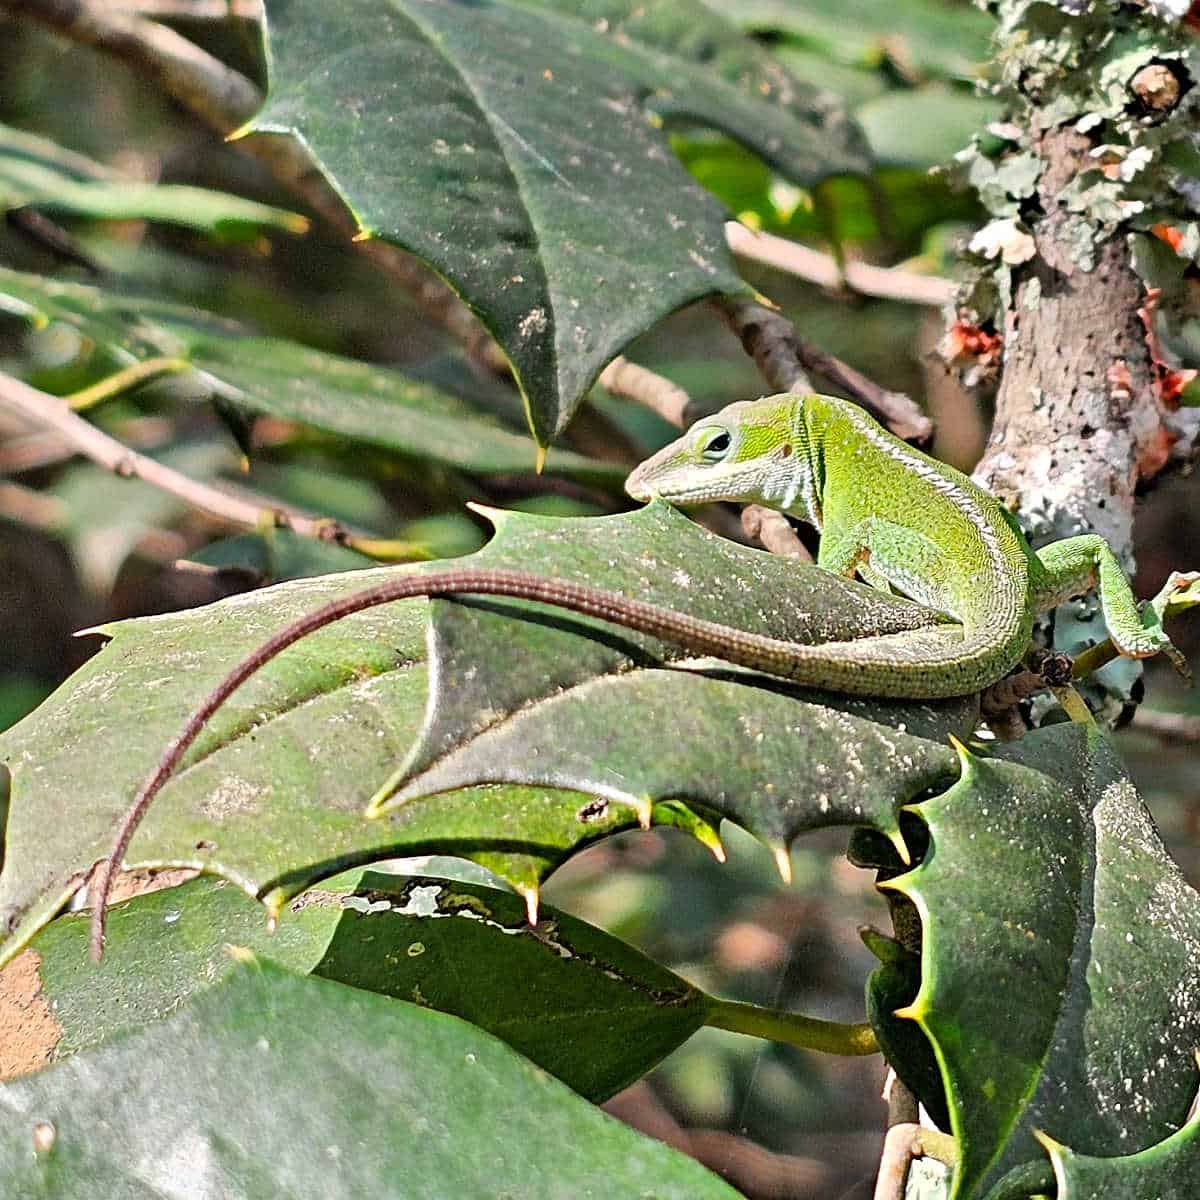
[198,776,264,821]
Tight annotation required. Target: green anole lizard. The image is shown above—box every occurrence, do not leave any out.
[88,391,1196,959]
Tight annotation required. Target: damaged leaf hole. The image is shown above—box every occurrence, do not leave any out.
[576,798,610,823]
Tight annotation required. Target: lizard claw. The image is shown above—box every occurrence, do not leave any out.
[1162,640,1193,685]
[1123,570,1200,684]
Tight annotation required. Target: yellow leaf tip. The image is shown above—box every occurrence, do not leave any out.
[773,843,793,884]
[535,445,548,475]
[519,885,540,926]
[887,827,911,866]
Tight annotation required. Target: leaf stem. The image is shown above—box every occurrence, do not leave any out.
[66,357,192,411]
[703,997,878,1056]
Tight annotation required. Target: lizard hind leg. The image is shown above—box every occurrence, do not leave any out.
[1034,535,1193,679]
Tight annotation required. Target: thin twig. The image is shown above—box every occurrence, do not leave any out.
[873,1122,957,1200]
[726,223,956,309]
[0,479,67,529]
[713,296,933,444]
[3,0,261,130]
[1130,708,1200,743]
[598,355,691,428]
[0,370,358,544]
[741,505,811,560]
[101,0,263,17]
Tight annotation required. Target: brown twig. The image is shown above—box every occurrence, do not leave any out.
[872,1122,956,1200]
[713,296,933,444]
[101,0,263,16]
[726,223,956,309]
[0,479,67,530]
[0,370,356,544]
[1130,708,1200,744]
[598,356,692,429]
[741,505,811,560]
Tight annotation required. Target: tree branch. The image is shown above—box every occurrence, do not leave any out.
[0,370,373,547]
[2,0,505,374]
[713,296,933,443]
[726,223,956,308]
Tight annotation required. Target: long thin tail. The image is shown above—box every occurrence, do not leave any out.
[87,566,1003,960]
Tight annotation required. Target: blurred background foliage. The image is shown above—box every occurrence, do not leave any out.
[1,3,1197,1197]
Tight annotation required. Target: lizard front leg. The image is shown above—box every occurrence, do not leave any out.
[817,517,953,615]
[1033,534,1198,676]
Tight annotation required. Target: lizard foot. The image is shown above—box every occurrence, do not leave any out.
[1113,571,1200,683]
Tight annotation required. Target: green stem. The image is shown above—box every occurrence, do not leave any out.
[1070,637,1119,680]
[915,1128,958,1168]
[66,356,191,411]
[704,997,878,1056]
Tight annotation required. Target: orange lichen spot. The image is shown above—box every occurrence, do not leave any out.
[1151,223,1185,253]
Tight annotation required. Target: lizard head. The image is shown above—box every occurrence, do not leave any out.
[626,394,812,513]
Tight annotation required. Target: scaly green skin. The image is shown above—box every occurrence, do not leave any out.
[626,392,1191,698]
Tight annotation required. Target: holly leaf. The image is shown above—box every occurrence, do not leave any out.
[0,565,655,967]
[889,725,1200,1199]
[385,501,974,853]
[0,957,743,1198]
[250,0,868,443]
[14,871,714,1102]
[1037,1104,1200,1200]
[0,503,969,967]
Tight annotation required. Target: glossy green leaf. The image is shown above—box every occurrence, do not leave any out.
[23,871,709,1102]
[0,122,305,238]
[715,0,995,81]
[0,267,617,483]
[857,89,1003,169]
[388,501,973,849]
[891,725,1200,1199]
[1039,1106,1200,1200]
[252,0,868,443]
[0,958,743,1198]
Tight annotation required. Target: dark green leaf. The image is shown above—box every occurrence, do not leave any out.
[252,0,867,443]
[0,267,617,483]
[23,871,709,1101]
[0,122,305,239]
[0,565,646,965]
[0,503,966,966]
[1039,1107,1200,1200]
[0,958,743,1198]
[891,726,1200,1199]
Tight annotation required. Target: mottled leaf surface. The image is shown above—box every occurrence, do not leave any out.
[0,503,969,967]
[1040,1108,1200,1200]
[892,725,1200,1199]
[0,267,614,482]
[0,959,743,1198]
[21,871,708,1101]
[0,566,639,967]
[253,0,867,442]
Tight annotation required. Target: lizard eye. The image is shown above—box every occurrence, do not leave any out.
[697,429,732,462]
